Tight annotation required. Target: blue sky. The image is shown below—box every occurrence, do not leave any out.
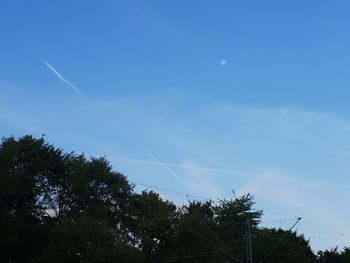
[1,0,350,251]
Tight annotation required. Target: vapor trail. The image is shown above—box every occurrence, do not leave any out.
[111,156,259,177]
[145,151,187,185]
[44,61,82,95]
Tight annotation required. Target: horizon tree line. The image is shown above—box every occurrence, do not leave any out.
[0,135,349,263]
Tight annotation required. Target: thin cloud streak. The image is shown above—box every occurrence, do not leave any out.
[44,61,82,95]
[111,156,259,177]
[44,62,125,130]
[110,156,325,187]
[145,151,187,185]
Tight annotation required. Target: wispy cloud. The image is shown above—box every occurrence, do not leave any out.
[44,61,82,95]
[7,86,350,250]
[236,171,306,207]
[236,169,350,247]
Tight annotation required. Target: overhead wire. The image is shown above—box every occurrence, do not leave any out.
[47,61,348,252]
[264,211,347,237]
[189,227,243,263]
[259,217,302,263]
[130,180,207,201]
[131,181,348,241]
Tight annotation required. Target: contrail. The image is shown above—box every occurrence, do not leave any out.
[44,61,82,95]
[44,61,123,130]
[110,156,260,177]
[145,151,187,185]
[110,155,316,184]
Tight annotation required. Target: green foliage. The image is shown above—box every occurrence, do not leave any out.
[340,247,350,262]
[0,135,134,262]
[215,194,263,230]
[254,228,316,262]
[317,247,350,263]
[317,248,342,263]
[38,217,142,263]
[214,194,263,260]
[170,201,225,263]
[127,190,178,262]
[0,135,63,262]
[0,135,347,262]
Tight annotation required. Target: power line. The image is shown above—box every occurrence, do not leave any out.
[132,182,348,240]
[130,181,207,200]
[170,251,217,260]
[296,227,346,236]
[303,218,346,237]
[260,218,299,224]
[189,227,243,263]
[259,217,302,263]
[264,211,347,237]
[263,210,299,218]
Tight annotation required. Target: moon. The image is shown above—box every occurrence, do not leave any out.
[220,59,228,66]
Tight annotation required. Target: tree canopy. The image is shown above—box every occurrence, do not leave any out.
[0,135,348,262]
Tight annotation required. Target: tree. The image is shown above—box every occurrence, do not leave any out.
[126,190,178,262]
[339,247,350,262]
[38,152,133,221]
[214,193,263,261]
[0,135,135,262]
[317,247,342,263]
[170,200,225,263]
[254,228,316,263]
[0,135,63,262]
[2,135,347,262]
[38,217,142,263]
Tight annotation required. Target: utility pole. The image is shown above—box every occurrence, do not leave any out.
[246,219,253,263]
